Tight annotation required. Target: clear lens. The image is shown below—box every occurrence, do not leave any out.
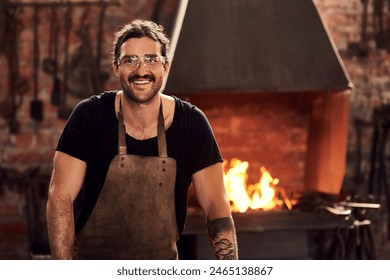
[119,55,165,69]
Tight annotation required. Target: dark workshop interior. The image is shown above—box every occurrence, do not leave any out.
[1,0,390,260]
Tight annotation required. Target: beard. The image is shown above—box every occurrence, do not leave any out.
[119,73,163,105]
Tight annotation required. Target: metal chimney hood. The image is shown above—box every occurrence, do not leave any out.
[165,0,353,94]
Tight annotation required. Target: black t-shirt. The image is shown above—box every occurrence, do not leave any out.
[56,91,223,234]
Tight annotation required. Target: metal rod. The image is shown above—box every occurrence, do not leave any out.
[8,0,120,8]
[279,187,293,211]
[339,202,381,209]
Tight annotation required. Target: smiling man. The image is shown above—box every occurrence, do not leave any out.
[46,19,238,260]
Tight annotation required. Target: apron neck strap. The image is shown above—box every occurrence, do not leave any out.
[118,95,168,157]
[117,97,127,155]
[157,102,168,157]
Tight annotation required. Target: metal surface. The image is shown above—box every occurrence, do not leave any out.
[165,0,352,94]
[183,208,354,235]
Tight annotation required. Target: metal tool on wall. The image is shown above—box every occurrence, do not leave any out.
[0,0,6,54]
[59,3,108,121]
[42,3,61,106]
[1,0,119,122]
[0,5,29,134]
[58,2,72,119]
[95,2,109,91]
[67,6,97,99]
[30,6,43,121]
[67,5,105,99]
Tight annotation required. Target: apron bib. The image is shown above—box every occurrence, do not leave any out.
[75,98,178,259]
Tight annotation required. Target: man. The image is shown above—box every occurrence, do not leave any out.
[46,19,238,260]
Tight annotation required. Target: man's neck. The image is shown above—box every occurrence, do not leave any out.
[119,91,161,139]
[124,91,161,121]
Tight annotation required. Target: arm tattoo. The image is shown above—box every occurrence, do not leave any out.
[208,217,238,260]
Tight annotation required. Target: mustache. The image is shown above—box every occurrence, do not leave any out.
[128,74,155,82]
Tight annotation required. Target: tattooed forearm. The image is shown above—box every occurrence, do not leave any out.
[208,217,238,260]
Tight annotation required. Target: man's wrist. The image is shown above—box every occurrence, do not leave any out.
[207,217,238,260]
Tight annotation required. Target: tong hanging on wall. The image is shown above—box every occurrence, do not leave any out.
[60,1,110,119]
[96,2,108,85]
[58,2,73,119]
[0,4,30,134]
[67,5,98,99]
[30,6,43,121]
[0,0,6,54]
[66,2,108,95]
[42,2,61,106]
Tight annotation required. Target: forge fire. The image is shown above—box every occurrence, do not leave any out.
[223,159,290,213]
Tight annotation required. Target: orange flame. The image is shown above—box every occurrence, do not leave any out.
[223,159,279,212]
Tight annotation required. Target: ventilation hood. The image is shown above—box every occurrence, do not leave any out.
[164,0,353,94]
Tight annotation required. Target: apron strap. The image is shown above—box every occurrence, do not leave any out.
[118,97,127,155]
[157,102,168,157]
[117,94,168,157]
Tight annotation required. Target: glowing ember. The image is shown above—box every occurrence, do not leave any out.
[223,159,279,212]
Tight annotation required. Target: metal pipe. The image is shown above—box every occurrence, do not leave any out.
[162,0,189,92]
[339,202,381,209]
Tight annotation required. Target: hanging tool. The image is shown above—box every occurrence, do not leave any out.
[58,2,72,119]
[95,2,109,91]
[42,3,57,74]
[0,5,29,133]
[30,6,43,121]
[67,5,100,98]
[0,0,6,54]
[42,3,61,106]
[373,0,386,49]
[360,0,369,44]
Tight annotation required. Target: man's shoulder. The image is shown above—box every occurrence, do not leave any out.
[75,91,117,111]
[67,91,117,126]
[89,90,117,104]
[170,96,211,132]
[171,95,201,116]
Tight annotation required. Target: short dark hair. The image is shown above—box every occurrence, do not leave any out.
[112,19,170,65]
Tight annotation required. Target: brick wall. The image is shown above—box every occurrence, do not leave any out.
[315,0,390,193]
[1,0,390,259]
[0,0,178,259]
[180,92,309,195]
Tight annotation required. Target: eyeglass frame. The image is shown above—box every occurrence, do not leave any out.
[117,54,167,69]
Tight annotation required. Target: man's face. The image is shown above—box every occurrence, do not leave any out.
[114,37,169,104]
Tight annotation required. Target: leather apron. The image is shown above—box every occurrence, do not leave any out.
[74,98,178,259]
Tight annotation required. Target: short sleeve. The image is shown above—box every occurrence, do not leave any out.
[56,99,95,162]
[187,106,223,174]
